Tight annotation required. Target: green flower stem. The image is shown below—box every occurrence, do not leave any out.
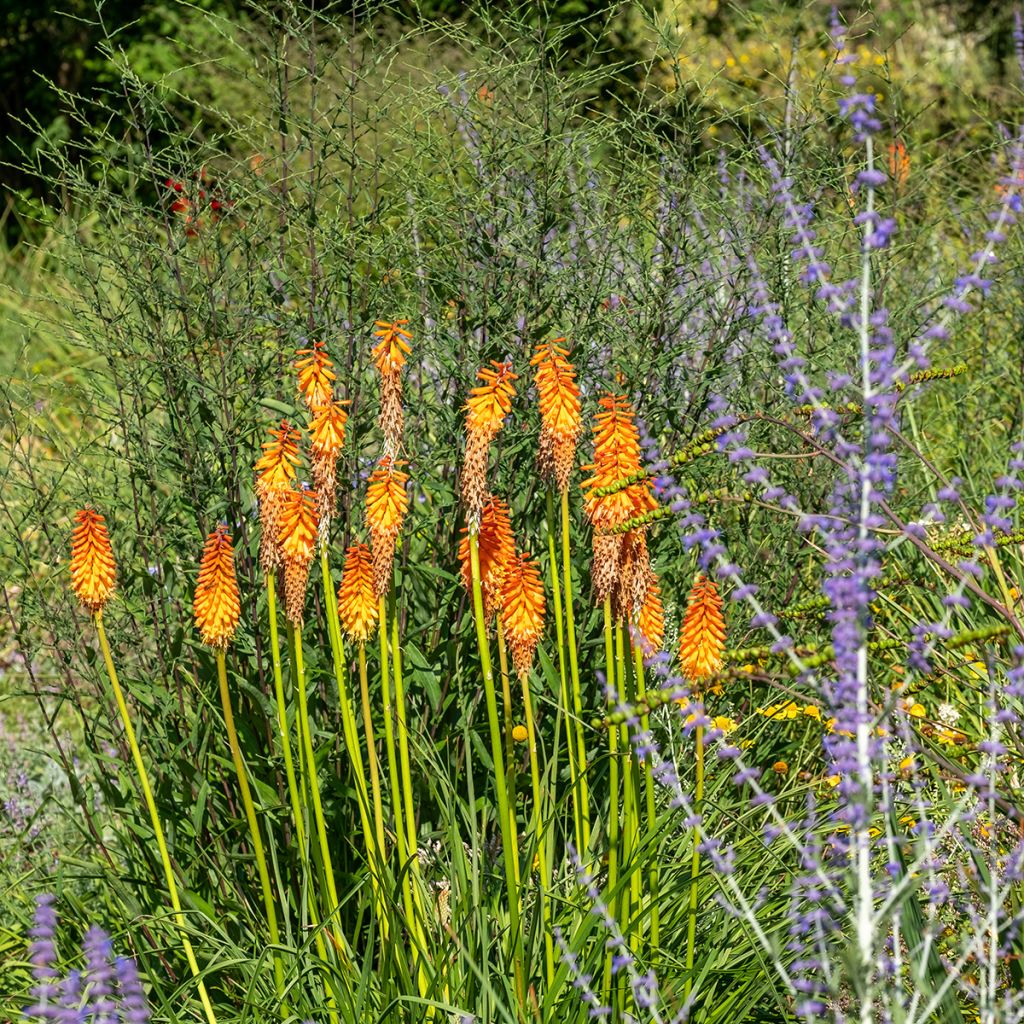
[684,724,705,1000]
[94,612,218,1024]
[468,530,524,1007]
[318,549,383,934]
[617,626,641,930]
[601,598,620,1009]
[358,642,390,940]
[561,489,591,853]
[496,621,521,884]
[519,665,554,988]
[290,622,349,963]
[214,648,284,1005]
[545,489,579,857]
[389,598,433,998]
[632,643,659,949]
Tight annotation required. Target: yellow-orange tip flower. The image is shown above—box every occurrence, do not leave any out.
[193,525,241,648]
[365,457,409,544]
[679,576,726,684]
[295,340,336,410]
[634,577,665,654]
[458,494,515,621]
[278,487,319,623]
[532,338,581,491]
[337,543,379,644]
[464,361,518,441]
[309,400,349,458]
[70,509,116,613]
[254,421,301,497]
[500,552,546,679]
[371,319,413,375]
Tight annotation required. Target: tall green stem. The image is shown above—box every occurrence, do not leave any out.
[633,643,659,949]
[94,612,218,1024]
[601,599,619,1009]
[468,530,524,1005]
[496,621,520,885]
[545,489,579,858]
[561,489,590,852]
[319,549,383,931]
[215,649,284,1004]
[684,725,705,1000]
[358,643,389,939]
[291,622,348,961]
[519,666,554,988]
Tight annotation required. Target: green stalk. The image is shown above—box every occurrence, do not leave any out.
[94,612,218,1024]
[601,598,619,1009]
[214,649,284,1004]
[290,622,349,961]
[519,665,554,988]
[267,578,332,1010]
[468,530,524,1005]
[684,724,705,1000]
[633,643,659,949]
[561,489,590,852]
[358,642,389,940]
[545,490,579,856]
[319,549,383,931]
[617,626,641,932]
[378,596,418,940]
[496,621,521,885]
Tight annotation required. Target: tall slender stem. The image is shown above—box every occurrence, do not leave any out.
[468,530,524,1006]
[215,649,284,1003]
[94,612,218,1024]
[601,598,619,1009]
[519,666,554,988]
[633,643,659,949]
[684,725,705,1000]
[561,489,590,852]
[291,622,348,961]
[319,549,382,933]
[545,489,579,857]
[358,643,389,937]
[617,626,641,930]
[496,621,520,885]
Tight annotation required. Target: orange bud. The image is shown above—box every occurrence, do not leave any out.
[193,525,241,648]
[679,576,726,684]
[255,421,301,574]
[371,319,413,375]
[458,494,515,621]
[633,575,665,654]
[278,487,319,623]
[465,361,517,442]
[337,543,379,644]
[365,456,409,597]
[532,338,581,491]
[70,509,116,612]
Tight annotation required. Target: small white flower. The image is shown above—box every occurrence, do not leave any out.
[937,702,960,727]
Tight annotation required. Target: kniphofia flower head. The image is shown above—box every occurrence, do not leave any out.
[295,340,336,410]
[499,551,546,679]
[464,361,518,442]
[70,509,116,612]
[337,543,379,644]
[531,338,581,492]
[633,576,665,654]
[193,525,241,648]
[254,421,301,574]
[365,456,409,596]
[679,575,726,684]
[371,319,412,375]
[458,494,515,622]
[309,400,349,538]
[278,486,319,623]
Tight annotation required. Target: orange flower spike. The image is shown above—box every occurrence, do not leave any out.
[679,576,726,683]
[309,400,349,458]
[365,457,410,544]
[277,487,320,623]
[70,509,116,612]
[532,339,582,491]
[193,525,241,648]
[634,577,665,654]
[254,421,301,496]
[337,543,379,644]
[500,552,546,679]
[458,495,515,619]
[295,340,336,410]
[465,361,518,440]
[371,319,413,375]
